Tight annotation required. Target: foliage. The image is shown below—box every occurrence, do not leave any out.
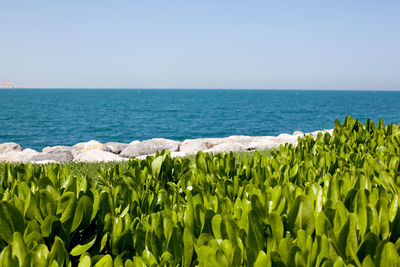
[0,116,400,266]
[0,148,273,179]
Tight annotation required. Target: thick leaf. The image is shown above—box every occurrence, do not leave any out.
[183,228,193,267]
[287,195,315,236]
[0,201,25,243]
[70,195,93,233]
[254,250,269,267]
[94,254,113,267]
[375,241,400,267]
[57,192,77,223]
[268,212,283,243]
[151,155,165,178]
[11,232,27,265]
[70,234,97,256]
[48,237,69,267]
[78,254,91,267]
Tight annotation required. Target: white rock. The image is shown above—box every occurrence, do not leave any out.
[31,160,59,164]
[293,131,304,136]
[170,151,187,158]
[134,151,187,160]
[135,154,150,160]
[74,149,126,162]
[0,148,39,163]
[274,133,299,146]
[43,145,72,153]
[30,150,74,162]
[179,138,227,155]
[105,142,128,154]
[120,138,181,158]
[0,142,22,153]
[81,140,111,153]
[204,142,247,154]
[247,138,279,150]
[226,136,260,146]
[43,145,82,157]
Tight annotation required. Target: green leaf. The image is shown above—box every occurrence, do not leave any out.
[389,195,398,223]
[11,232,27,266]
[167,226,183,259]
[268,212,283,243]
[0,201,25,243]
[78,253,91,267]
[70,234,97,256]
[151,155,165,178]
[195,152,207,172]
[375,241,400,267]
[70,195,93,233]
[41,215,61,238]
[290,163,299,179]
[337,214,359,263]
[211,214,223,239]
[48,237,69,267]
[57,192,77,223]
[287,195,315,236]
[94,254,113,267]
[362,255,375,267]
[183,228,193,267]
[254,250,269,267]
[287,246,306,267]
[0,245,19,266]
[100,233,109,252]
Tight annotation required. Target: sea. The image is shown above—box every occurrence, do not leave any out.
[1,89,400,151]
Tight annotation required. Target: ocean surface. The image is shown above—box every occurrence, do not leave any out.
[1,89,400,151]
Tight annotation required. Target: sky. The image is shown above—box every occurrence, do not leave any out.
[0,0,399,90]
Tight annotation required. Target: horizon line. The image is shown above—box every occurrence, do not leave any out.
[1,87,400,91]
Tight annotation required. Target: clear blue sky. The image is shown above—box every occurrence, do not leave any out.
[1,0,399,89]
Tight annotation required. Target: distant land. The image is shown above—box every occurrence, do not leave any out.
[0,80,37,88]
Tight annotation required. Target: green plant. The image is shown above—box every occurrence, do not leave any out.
[1,116,400,266]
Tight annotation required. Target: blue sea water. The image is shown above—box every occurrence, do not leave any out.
[1,89,400,151]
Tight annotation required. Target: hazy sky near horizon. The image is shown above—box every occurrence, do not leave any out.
[1,0,399,90]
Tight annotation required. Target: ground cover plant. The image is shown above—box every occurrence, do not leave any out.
[0,116,400,266]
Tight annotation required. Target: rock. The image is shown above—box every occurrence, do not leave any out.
[72,142,86,150]
[0,142,22,153]
[22,148,40,159]
[170,151,187,158]
[226,136,260,146]
[0,151,20,162]
[120,138,181,158]
[80,140,111,153]
[293,131,304,136]
[42,145,71,153]
[309,129,334,138]
[204,142,247,154]
[42,145,81,158]
[247,138,279,150]
[179,138,227,155]
[31,160,59,164]
[30,150,73,162]
[135,154,150,160]
[0,148,40,163]
[105,142,128,154]
[129,140,140,145]
[135,151,187,160]
[274,133,299,146]
[74,149,126,162]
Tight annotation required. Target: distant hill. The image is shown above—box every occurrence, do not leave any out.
[0,80,37,88]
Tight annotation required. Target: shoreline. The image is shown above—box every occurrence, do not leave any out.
[0,129,333,164]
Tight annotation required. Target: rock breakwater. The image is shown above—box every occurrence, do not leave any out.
[0,129,333,163]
